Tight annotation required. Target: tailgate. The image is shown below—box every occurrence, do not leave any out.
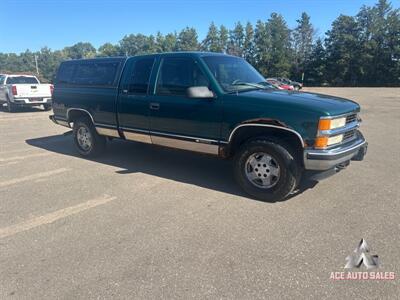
[13,84,52,98]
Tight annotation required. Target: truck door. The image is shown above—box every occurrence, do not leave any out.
[117,56,156,143]
[148,56,222,155]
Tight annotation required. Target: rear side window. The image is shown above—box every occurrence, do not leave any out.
[56,61,120,86]
[0,75,5,84]
[6,76,39,84]
[124,58,155,94]
[156,57,209,96]
[72,62,119,86]
[56,63,75,84]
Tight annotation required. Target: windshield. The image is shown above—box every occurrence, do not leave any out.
[202,56,270,93]
[6,76,39,84]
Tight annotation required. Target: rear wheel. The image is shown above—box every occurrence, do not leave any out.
[6,97,15,113]
[234,138,301,202]
[43,104,52,111]
[73,117,106,157]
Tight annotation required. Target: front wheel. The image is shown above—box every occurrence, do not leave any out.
[234,139,301,202]
[73,117,106,157]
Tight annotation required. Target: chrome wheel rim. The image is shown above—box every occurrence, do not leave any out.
[77,126,92,151]
[245,152,280,189]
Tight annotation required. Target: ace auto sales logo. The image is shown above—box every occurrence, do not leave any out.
[330,239,396,281]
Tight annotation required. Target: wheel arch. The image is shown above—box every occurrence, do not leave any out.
[224,123,305,163]
[67,108,94,124]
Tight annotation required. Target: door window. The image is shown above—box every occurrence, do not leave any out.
[156,57,209,96]
[125,58,155,94]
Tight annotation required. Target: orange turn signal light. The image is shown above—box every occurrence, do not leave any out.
[314,136,328,149]
[318,119,331,131]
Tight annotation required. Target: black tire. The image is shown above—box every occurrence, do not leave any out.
[43,104,52,111]
[233,138,301,202]
[73,117,106,157]
[6,97,15,113]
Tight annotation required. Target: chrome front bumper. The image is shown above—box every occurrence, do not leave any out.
[304,131,367,170]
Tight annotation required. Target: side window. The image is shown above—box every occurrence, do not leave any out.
[0,75,5,85]
[125,58,155,94]
[156,57,209,96]
[56,63,76,84]
[72,62,119,86]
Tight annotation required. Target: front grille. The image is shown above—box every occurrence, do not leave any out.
[343,129,356,142]
[346,113,357,124]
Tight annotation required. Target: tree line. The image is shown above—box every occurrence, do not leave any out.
[0,0,398,86]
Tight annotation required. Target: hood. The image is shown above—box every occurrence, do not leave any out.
[241,89,360,116]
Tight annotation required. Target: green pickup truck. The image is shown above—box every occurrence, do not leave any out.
[50,52,367,201]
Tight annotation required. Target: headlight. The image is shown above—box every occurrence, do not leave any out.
[318,117,346,130]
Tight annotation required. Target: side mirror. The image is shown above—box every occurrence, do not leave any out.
[186,86,215,99]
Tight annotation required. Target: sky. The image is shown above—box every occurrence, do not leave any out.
[1,0,396,54]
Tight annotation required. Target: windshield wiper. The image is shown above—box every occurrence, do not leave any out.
[226,81,269,94]
[230,81,267,89]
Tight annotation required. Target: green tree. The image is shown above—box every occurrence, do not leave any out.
[305,39,326,85]
[228,22,245,56]
[64,42,96,59]
[292,12,314,79]
[119,34,155,56]
[155,32,178,52]
[98,43,121,57]
[164,33,178,52]
[243,22,255,64]
[357,0,400,85]
[176,27,199,51]
[202,22,220,52]
[37,47,66,81]
[219,25,229,53]
[254,20,270,75]
[325,15,363,85]
[265,13,292,77]
[0,1,398,87]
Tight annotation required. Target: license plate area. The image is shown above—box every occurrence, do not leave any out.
[29,98,43,102]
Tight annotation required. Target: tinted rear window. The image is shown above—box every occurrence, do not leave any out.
[56,64,75,84]
[56,61,120,86]
[6,76,39,84]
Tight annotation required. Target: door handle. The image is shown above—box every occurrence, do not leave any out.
[150,103,160,110]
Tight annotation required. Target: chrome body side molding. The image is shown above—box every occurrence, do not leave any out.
[151,135,219,155]
[120,127,219,155]
[95,127,120,138]
[123,130,152,144]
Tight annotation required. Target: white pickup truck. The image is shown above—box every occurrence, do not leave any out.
[0,74,53,112]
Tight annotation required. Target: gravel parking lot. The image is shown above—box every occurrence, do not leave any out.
[0,88,399,299]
